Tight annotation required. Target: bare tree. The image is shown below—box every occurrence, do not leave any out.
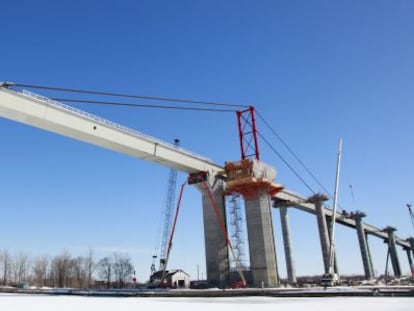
[12,252,30,285]
[113,253,134,288]
[97,257,112,288]
[51,251,72,288]
[72,256,86,288]
[85,247,96,288]
[32,255,49,287]
[0,250,12,286]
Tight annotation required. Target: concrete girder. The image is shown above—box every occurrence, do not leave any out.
[274,190,411,249]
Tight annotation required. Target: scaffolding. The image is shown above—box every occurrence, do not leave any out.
[227,194,249,270]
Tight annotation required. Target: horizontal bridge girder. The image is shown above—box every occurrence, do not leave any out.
[0,87,222,175]
[274,189,411,249]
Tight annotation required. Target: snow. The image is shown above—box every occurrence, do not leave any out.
[0,294,412,311]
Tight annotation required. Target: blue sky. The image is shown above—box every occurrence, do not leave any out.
[1,0,413,282]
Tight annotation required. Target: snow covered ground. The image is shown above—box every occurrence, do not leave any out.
[0,294,412,311]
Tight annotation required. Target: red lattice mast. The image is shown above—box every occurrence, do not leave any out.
[237,106,260,160]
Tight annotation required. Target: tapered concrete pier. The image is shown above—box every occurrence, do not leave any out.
[272,198,297,285]
[408,237,414,258]
[244,188,279,287]
[383,226,401,277]
[351,211,374,279]
[199,180,229,288]
[309,194,331,274]
[279,206,296,284]
[407,237,414,276]
[223,159,283,287]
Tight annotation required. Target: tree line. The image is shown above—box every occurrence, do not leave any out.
[0,249,135,289]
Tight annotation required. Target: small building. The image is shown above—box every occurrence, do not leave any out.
[150,269,190,288]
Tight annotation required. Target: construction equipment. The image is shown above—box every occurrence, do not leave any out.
[220,107,283,287]
[150,139,180,278]
[158,182,187,287]
[407,203,414,231]
[321,138,342,287]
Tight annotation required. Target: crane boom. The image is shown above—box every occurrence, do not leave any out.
[408,204,414,231]
[150,139,180,276]
[159,139,180,271]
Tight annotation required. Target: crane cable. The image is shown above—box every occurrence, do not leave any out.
[10,82,249,109]
[257,131,315,194]
[49,98,238,113]
[256,110,332,196]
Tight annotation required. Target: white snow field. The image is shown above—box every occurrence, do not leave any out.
[0,295,412,311]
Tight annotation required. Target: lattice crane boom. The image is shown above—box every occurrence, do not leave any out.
[407,203,414,231]
[151,139,180,275]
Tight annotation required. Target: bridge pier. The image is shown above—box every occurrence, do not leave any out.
[408,237,414,258]
[405,248,414,276]
[221,159,282,287]
[200,182,230,288]
[279,206,296,284]
[310,194,331,275]
[351,212,374,279]
[326,218,339,274]
[406,237,414,276]
[383,226,401,277]
[244,187,279,287]
[272,199,296,285]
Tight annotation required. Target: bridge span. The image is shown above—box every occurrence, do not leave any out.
[0,84,413,287]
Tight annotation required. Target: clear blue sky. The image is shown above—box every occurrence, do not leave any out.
[1,0,413,282]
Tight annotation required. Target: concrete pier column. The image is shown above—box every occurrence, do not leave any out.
[326,218,339,274]
[408,237,414,259]
[200,182,229,288]
[383,226,401,277]
[406,237,414,276]
[310,194,331,274]
[405,249,414,276]
[244,187,279,287]
[279,206,296,284]
[352,212,374,279]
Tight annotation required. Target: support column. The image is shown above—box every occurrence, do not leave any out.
[406,237,414,276]
[221,159,283,288]
[310,194,330,274]
[326,218,339,274]
[408,237,414,259]
[279,206,296,284]
[200,182,229,288]
[405,249,414,277]
[244,187,279,287]
[383,226,401,277]
[351,212,374,279]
